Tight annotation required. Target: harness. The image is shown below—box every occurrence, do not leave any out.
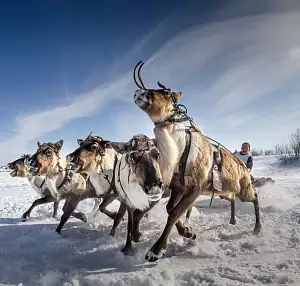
[98,154,119,197]
[39,179,46,189]
[153,93,232,208]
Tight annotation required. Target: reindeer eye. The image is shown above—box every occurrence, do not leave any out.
[164,90,171,97]
[45,149,52,157]
[90,143,98,152]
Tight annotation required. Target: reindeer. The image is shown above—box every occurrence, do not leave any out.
[7,154,102,223]
[66,134,164,255]
[27,140,103,233]
[132,61,262,262]
[7,154,60,221]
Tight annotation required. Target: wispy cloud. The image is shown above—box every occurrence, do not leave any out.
[2,0,300,164]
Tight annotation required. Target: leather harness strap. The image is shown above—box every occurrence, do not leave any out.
[178,130,223,208]
[178,129,192,186]
[100,154,119,197]
[39,179,46,189]
[57,170,72,190]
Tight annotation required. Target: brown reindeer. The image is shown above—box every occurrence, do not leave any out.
[67,133,164,255]
[27,140,103,233]
[7,153,102,223]
[132,61,262,262]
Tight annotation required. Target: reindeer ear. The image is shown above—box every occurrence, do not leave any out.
[172,91,182,102]
[110,141,128,154]
[55,140,64,151]
[77,139,84,146]
[101,140,112,149]
[37,141,41,148]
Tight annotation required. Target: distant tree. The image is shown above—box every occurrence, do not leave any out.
[251,148,262,156]
[274,144,284,155]
[264,149,274,155]
[289,128,300,157]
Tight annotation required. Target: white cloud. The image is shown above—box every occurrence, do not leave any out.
[2,0,300,164]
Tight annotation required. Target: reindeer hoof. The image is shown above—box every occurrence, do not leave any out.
[131,231,142,243]
[121,245,134,256]
[21,213,29,222]
[253,224,262,235]
[77,212,87,222]
[145,248,166,262]
[179,226,196,239]
[55,228,61,235]
[229,218,236,225]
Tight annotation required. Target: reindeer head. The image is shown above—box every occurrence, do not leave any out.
[7,154,31,177]
[133,61,182,122]
[27,140,64,176]
[112,134,163,201]
[111,134,156,154]
[66,135,111,173]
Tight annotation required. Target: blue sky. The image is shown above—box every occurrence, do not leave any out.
[1,0,300,164]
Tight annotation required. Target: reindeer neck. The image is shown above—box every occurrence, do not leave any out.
[46,157,67,179]
[99,148,121,171]
[88,148,121,196]
[115,154,150,211]
[25,173,34,182]
[154,122,187,187]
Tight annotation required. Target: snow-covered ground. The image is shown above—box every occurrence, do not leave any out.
[0,155,300,285]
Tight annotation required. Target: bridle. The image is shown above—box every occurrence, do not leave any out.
[133,60,242,156]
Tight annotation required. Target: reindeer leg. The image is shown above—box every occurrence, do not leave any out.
[110,202,127,236]
[55,198,81,234]
[131,200,159,243]
[89,198,102,221]
[184,205,193,226]
[121,207,134,256]
[21,195,56,222]
[219,194,236,225]
[166,183,195,239]
[229,198,236,225]
[61,199,87,222]
[146,188,199,262]
[99,194,119,220]
[237,191,261,234]
[252,193,261,234]
[52,201,59,219]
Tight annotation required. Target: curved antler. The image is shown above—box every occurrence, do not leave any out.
[133,61,146,89]
[157,81,170,91]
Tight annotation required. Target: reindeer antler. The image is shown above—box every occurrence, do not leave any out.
[157,81,170,91]
[21,154,31,158]
[133,61,146,89]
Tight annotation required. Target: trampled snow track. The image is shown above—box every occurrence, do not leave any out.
[0,155,300,285]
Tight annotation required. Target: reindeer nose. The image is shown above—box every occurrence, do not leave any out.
[156,179,163,188]
[28,158,37,167]
[66,154,73,163]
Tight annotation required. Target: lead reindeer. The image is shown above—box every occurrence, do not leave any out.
[133,61,262,262]
[66,134,164,255]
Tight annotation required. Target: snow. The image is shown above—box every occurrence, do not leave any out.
[0,155,300,285]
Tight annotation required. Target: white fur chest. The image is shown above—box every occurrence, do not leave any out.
[88,172,111,196]
[27,176,45,196]
[114,157,150,211]
[45,177,60,200]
